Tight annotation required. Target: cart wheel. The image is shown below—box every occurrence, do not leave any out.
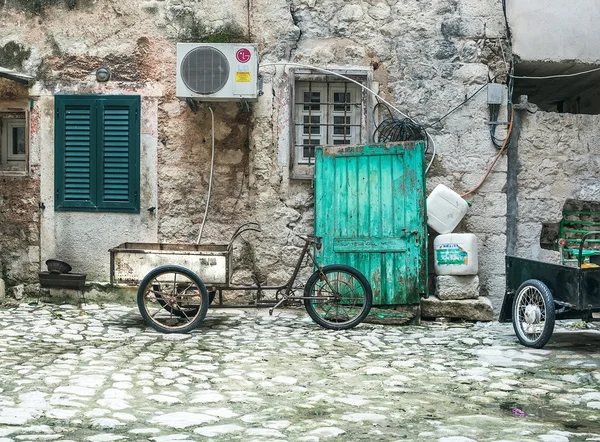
[512,279,556,348]
[303,265,373,330]
[137,265,209,334]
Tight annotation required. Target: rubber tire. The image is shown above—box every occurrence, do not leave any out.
[303,264,373,330]
[512,279,556,348]
[137,265,209,334]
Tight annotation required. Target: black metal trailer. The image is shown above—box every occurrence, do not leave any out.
[500,232,600,348]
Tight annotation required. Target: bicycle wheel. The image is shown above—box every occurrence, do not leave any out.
[303,264,373,330]
[137,265,209,334]
[512,279,555,348]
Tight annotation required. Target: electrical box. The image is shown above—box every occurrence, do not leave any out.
[487,83,505,105]
[176,43,259,101]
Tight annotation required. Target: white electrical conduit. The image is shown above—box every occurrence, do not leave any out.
[196,106,215,245]
[259,62,437,173]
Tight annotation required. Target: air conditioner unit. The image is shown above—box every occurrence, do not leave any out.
[176,43,259,101]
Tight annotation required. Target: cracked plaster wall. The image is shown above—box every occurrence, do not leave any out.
[0,0,520,308]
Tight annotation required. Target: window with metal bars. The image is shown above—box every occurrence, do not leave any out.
[0,112,27,173]
[294,80,363,166]
[54,95,140,213]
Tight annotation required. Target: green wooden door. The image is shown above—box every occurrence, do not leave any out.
[314,143,427,305]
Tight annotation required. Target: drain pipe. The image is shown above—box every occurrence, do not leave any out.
[197,106,215,245]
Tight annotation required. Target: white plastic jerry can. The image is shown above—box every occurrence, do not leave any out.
[426,184,469,234]
[434,233,478,275]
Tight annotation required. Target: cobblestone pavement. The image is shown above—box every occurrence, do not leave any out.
[0,303,600,442]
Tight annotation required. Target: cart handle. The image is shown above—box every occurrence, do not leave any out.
[228,222,262,250]
[577,231,600,267]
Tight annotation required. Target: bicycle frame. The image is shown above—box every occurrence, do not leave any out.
[135,225,374,332]
[207,235,335,313]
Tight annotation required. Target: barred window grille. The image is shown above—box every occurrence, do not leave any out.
[294,80,362,165]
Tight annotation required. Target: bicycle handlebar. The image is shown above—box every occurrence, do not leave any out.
[294,234,322,249]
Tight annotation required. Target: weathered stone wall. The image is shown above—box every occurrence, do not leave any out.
[0,79,39,287]
[515,110,600,264]
[0,174,40,285]
[0,0,514,308]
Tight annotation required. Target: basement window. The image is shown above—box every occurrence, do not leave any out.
[291,70,372,179]
[0,111,27,174]
[513,61,600,114]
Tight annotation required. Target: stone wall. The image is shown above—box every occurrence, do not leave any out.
[515,109,600,264]
[0,0,515,309]
[0,79,39,287]
[0,174,40,285]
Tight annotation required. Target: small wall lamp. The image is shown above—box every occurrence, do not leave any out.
[96,67,111,82]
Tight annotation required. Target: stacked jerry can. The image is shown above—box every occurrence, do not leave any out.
[427,184,480,301]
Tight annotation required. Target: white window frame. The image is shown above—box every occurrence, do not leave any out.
[290,68,373,180]
[0,112,28,175]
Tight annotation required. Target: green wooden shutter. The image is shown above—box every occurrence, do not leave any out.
[55,95,140,213]
[55,97,97,210]
[98,97,140,212]
[65,107,93,202]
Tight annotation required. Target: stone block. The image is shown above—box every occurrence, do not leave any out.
[436,275,480,300]
[8,284,25,300]
[464,215,507,236]
[468,191,507,217]
[421,296,494,321]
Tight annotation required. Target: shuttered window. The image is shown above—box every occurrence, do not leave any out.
[54,96,140,212]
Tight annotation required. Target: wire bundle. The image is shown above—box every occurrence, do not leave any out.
[373,102,428,145]
[489,103,512,150]
[375,117,428,143]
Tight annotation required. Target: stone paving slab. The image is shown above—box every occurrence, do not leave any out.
[0,302,599,441]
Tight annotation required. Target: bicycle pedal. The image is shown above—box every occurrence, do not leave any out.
[268,308,273,316]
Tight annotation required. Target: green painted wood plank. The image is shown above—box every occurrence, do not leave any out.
[333,237,407,252]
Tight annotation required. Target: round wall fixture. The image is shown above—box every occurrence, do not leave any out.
[96,67,111,82]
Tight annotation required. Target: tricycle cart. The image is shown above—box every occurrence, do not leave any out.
[111,222,373,334]
[500,232,600,348]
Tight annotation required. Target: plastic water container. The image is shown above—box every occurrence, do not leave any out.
[427,184,469,234]
[434,233,478,275]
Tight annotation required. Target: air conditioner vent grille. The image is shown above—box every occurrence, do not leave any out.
[180,46,230,95]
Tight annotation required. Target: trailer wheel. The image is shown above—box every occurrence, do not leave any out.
[512,279,556,348]
[137,265,209,334]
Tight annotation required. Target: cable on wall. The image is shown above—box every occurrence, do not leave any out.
[259,61,438,173]
[373,101,428,146]
[197,106,215,245]
[509,66,600,80]
[460,104,514,198]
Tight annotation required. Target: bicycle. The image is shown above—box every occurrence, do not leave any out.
[136,224,373,333]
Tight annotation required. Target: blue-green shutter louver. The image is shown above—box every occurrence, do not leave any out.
[55,95,139,213]
[64,107,92,201]
[102,107,130,202]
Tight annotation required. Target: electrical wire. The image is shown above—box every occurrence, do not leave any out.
[196,106,215,245]
[259,61,438,173]
[509,66,600,80]
[460,104,514,198]
[373,101,428,150]
[488,103,511,150]
[425,73,508,130]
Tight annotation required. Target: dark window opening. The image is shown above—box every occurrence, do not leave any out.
[513,61,600,115]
